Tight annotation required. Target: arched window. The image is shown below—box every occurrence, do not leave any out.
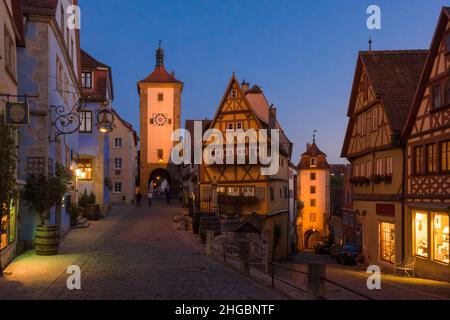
[445,80,450,106]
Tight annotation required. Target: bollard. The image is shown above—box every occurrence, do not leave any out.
[238,240,250,275]
[307,262,326,300]
[205,230,214,257]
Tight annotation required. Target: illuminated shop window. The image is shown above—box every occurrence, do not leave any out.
[380,222,395,263]
[77,159,93,181]
[414,212,428,258]
[9,198,16,244]
[434,213,449,264]
[1,215,7,250]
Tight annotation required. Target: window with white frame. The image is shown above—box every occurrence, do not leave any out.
[236,122,243,130]
[114,182,122,193]
[237,148,247,156]
[114,158,123,169]
[372,107,378,131]
[4,27,15,76]
[366,161,372,177]
[227,122,234,130]
[227,187,240,196]
[225,148,234,157]
[242,187,255,197]
[231,89,238,99]
[386,157,393,175]
[79,111,93,133]
[114,138,123,148]
[376,159,383,175]
[81,72,92,89]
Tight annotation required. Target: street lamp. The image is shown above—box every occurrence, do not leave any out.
[97,100,115,134]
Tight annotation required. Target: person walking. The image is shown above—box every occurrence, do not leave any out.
[147,189,153,208]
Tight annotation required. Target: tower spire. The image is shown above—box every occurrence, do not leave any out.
[156,40,164,67]
[368,37,373,51]
[313,130,317,144]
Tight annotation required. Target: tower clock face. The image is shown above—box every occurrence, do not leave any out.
[154,113,168,126]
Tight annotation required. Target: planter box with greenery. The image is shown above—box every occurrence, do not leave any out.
[23,164,72,256]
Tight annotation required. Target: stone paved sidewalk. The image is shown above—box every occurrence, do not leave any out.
[280,252,450,300]
[0,206,130,300]
[177,219,450,300]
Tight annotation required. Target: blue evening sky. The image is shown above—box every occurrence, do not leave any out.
[78,0,448,164]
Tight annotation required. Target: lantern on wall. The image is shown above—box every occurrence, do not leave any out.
[97,101,115,133]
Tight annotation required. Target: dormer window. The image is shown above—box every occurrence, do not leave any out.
[432,85,441,110]
[310,157,317,167]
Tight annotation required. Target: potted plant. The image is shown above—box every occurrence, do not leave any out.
[371,175,383,184]
[23,164,72,256]
[382,174,393,184]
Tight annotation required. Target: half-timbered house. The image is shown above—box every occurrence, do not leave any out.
[200,75,293,259]
[341,50,428,268]
[402,7,450,281]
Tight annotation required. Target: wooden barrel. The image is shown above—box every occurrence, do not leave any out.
[199,216,221,244]
[35,225,59,256]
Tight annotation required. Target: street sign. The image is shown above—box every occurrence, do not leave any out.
[5,102,29,125]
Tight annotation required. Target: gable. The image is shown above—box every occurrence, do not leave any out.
[209,76,264,133]
[403,8,450,138]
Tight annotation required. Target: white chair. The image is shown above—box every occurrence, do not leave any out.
[394,256,416,277]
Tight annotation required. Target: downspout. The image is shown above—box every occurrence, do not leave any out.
[401,139,407,261]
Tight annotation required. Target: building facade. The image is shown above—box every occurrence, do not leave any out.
[138,45,183,196]
[341,50,427,268]
[200,76,293,260]
[0,0,24,268]
[296,141,330,250]
[288,162,298,254]
[402,8,450,281]
[17,0,81,244]
[341,164,359,246]
[329,164,346,245]
[78,49,112,207]
[109,110,138,205]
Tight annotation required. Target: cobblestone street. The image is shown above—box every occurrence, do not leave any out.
[1,200,282,300]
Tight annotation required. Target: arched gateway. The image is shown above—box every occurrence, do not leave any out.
[137,44,183,196]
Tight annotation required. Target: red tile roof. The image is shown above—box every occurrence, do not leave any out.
[22,0,58,16]
[139,65,182,84]
[301,142,326,157]
[298,143,329,170]
[360,50,428,133]
[81,49,110,70]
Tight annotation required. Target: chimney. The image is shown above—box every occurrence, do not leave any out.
[269,106,277,130]
[241,80,250,93]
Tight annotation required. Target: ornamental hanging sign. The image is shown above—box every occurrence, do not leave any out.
[5,102,30,125]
